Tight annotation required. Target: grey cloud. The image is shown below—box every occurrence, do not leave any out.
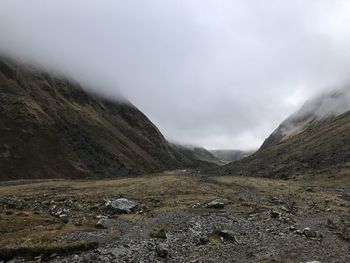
[296,87,350,119]
[1,0,350,150]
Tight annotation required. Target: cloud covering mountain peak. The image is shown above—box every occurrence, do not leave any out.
[1,0,350,150]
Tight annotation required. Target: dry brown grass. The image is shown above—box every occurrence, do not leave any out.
[0,174,235,206]
[0,173,234,259]
[0,172,349,260]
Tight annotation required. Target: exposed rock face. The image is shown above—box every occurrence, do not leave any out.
[0,58,202,180]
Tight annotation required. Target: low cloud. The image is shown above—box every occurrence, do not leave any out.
[288,87,350,123]
[1,0,350,150]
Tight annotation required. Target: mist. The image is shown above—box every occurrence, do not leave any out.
[1,0,350,150]
[301,87,350,119]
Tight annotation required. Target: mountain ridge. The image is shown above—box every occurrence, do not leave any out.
[210,149,254,163]
[212,89,350,178]
[261,88,350,149]
[0,58,212,180]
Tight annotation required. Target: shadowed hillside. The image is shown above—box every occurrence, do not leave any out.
[0,58,207,180]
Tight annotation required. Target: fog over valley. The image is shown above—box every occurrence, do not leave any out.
[1,0,350,150]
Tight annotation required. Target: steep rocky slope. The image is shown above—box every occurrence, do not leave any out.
[0,58,202,180]
[215,89,350,178]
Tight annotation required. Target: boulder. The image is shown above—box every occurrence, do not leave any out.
[206,200,225,209]
[104,198,137,215]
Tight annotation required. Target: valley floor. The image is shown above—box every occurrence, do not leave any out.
[0,170,349,263]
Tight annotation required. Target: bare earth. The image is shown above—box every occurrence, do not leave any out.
[0,170,349,263]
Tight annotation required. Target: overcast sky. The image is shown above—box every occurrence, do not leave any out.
[1,0,350,150]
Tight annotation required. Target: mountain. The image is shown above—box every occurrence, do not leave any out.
[261,88,350,149]
[215,88,350,178]
[210,149,254,163]
[172,144,224,165]
[0,58,205,180]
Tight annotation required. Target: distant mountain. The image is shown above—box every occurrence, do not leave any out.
[210,150,254,163]
[214,88,350,178]
[0,58,205,180]
[172,144,224,165]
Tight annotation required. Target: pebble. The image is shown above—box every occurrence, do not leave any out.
[219,230,237,242]
[270,210,281,219]
[155,243,169,258]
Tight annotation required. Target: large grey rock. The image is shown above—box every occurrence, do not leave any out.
[205,200,225,209]
[104,198,137,215]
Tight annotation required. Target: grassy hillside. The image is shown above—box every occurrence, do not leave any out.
[213,111,350,178]
[0,58,203,180]
[171,144,224,165]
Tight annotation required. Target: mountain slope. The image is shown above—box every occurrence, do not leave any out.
[172,144,224,165]
[215,89,350,178]
[210,149,254,163]
[0,58,199,180]
[261,88,350,149]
